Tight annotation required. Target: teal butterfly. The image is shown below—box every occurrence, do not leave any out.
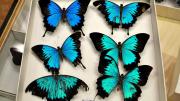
[93,0,150,35]
[95,55,152,101]
[25,75,89,101]
[90,32,149,70]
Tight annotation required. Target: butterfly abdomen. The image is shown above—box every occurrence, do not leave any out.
[62,8,67,22]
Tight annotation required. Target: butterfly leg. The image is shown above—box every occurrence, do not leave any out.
[80,29,85,36]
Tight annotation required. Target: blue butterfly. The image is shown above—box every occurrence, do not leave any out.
[95,55,152,101]
[90,32,149,70]
[32,32,85,74]
[93,0,150,35]
[39,0,90,37]
[25,75,89,101]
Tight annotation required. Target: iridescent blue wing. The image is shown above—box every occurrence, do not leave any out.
[121,33,149,70]
[97,56,120,98]
[90,32,119,63]
[25,75,89,101]
[66,0,90,35]
[93,0,120,28]
[39,0,62,37]
[61,32,85,69]
[121,2,150,30]
[32,45,60,74]
[122,65,152,101]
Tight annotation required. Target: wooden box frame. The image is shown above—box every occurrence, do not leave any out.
[0,0,24,50]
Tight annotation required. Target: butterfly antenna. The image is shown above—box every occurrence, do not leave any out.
[80,29,85,36]
[42,30,47,37]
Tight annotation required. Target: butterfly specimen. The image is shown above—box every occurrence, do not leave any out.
[93,0,150,35]
[95,55,152,101]
[39,0,90,37]
[90,32,149,70]
[32,32,85,74]
[26,75,89,101]
[177,0,180,6]
[10,47,23,65]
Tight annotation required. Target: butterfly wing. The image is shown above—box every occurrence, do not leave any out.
[97,56,120,98]
[61,32,85,68]
[93,0,120,28]
[121,2,150,29]
[90,32,119,62]
[39,0,62,36]
[66,0,90,33]
[32,45,60,74]
[10,48,22,65]
[25,75,89,101]
[122,65,152,101]
[121,33,149,70]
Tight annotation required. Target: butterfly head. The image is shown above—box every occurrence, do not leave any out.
[62,8,66,22]
[118,42,122,49]
[119,74,124,85]
[57,47,64,61]
[120,4,123,8]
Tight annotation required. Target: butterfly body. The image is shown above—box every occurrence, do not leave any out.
[93,0,150,35]
[56,46,64,62]
[119,4,123,23]
[61,8,67,22]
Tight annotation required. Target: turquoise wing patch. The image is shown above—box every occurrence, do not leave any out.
[61,32,85,68]
[90,32,119,62]
[32,45,60,74]
[122,65,152,101]
[93,0,120,27]
[121,2,150,29]
[97,56,119,98]
[121,33,150,70]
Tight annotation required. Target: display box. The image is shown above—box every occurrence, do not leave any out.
[16,0,167,101]
[156,0,180,21]
[0,0,24,50]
